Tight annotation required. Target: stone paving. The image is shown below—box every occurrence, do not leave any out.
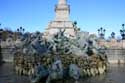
[0,63,30,83]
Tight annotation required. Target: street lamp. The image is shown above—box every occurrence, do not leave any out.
[98,27,106,39]
[16,26,25,39]
[120,24,125,40]
[111,32,115,39]
[17,26,25,34]
[0,23,2,44]
[120,24,125,63]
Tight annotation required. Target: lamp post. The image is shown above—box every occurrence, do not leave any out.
[120,24,125,40]
[73,21,77,31]
[111,32,115,39]
[0,23,2,44]
[98,27,106,39]
[16,26,25,39]
[0,23,2,64]
[120,24,125,63]
[17,26,25,35]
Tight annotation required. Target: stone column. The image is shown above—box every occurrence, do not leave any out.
[58,0,67,5]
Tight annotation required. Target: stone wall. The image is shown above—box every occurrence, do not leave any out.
[1,47,15,62]
[0,46,2,63]
[1,47,125,64]
[102,49,125,64]
[98,39,125,49]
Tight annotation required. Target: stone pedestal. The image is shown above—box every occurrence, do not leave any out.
[98,39,106,47]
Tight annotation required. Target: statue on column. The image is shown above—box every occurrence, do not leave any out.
[58,0,67,4]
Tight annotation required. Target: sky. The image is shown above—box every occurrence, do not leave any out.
[0,0,125,38]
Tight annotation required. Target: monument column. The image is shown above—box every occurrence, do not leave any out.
[58,0,67,4]
[44,0,76,38]
[55,0,70,21]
